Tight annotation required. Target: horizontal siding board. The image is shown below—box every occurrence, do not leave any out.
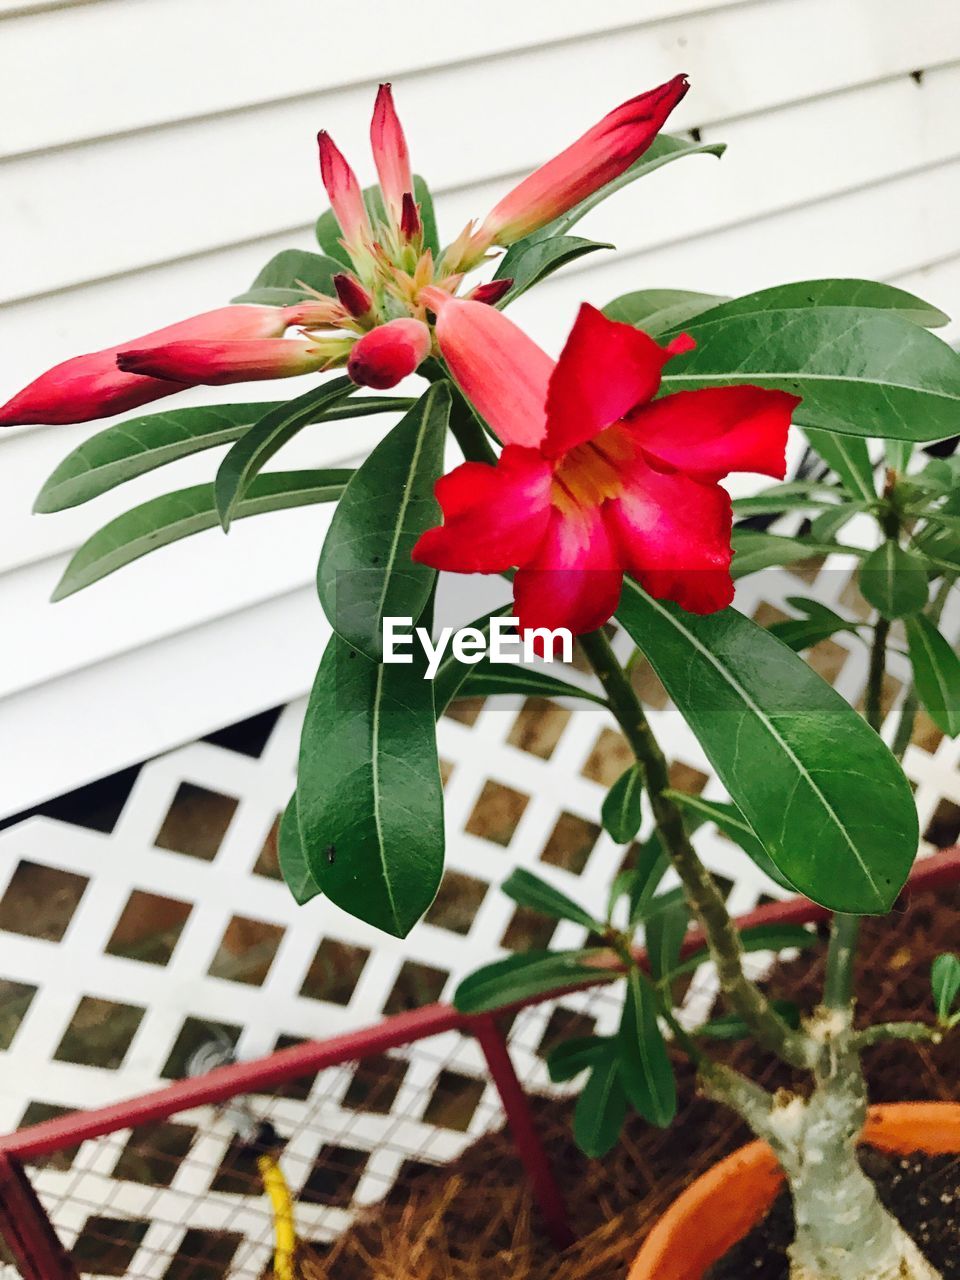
[2,11,960,302]
[0,0,746,156]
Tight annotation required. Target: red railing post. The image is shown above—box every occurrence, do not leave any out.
[472,1013,575,1250]
[0,1153,78,1280]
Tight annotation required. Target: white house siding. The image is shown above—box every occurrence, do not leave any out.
[1,0,960,814]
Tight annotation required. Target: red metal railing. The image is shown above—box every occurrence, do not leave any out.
[3,847,958,1280]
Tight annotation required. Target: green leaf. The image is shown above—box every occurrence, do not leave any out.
[601,764,645,844]
[277,794,321,905]
[731,529,861,578]
[454,949,616,1014]
[623,835,671,925]
[317,174,439,261]
[215,377,356,530]
[231,249,344,305]
[661,307,960,441]
[297,632,444,938]
[664,791,796,891]
[804,428,876,501]
[912,496,960,572]
[494,235,612,303]
[809,502,867,543]
[731,482,840,518]
[317,385,450,661]
[697,1000,800,1041]
[671,925,816,981]
[573,1046,627,1157]
[931,953,960,1021]
[51,469,350,600]
[616,582,919,913]
[544,132,726,237]
[682,279,950,331]
[547,1035,611,1083]
[766,597,858,654]
[603,288,727,335]
[859,542,929,618]
[906,614,960,736]
[431,606,512,714]
[500,867,600,930]
[34,396,412,513]
[645,898,688,983]
[618,970,676,1127]
[453,657,606,706]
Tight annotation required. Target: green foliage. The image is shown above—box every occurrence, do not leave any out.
[804,427,876,501]
[766,597,860,654]
[603,288,726,334]
[644,898,688,983]
[500,867,601,930]
[277,795,321,905]
[618,970,676,1126]
[454,949,618,1014]
[547,1035,611,1083]
[858,542,929,618]
[449,658,606,706]
[731,529,863,578]
[51,470,350,600]
[601,764,645,844]
[494,236,613,302]
[232,249,344,305]
[573,1045,627,1157]
[317,385,450,661]
[906,615,960,736]
[297,630,445,938]
[680,279,949,331]
[215,378,356,530]
[664,791,796,890]
[616,582,919,912]
[317,174,439,260]
[696,1001,801,1041]
[671,924,817,981]
[931,953,960,1025]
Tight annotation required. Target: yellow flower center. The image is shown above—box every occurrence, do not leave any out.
[551,423,637,516]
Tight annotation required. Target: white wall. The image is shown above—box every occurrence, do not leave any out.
[2,0,959,815]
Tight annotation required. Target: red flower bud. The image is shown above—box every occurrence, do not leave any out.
[347,318,431,389]
[468,278,514,306]
[371,84,414,222]
[117,338,336,385]
[400,192,421,243]
[318,130,372,252]
[333,273,374,319]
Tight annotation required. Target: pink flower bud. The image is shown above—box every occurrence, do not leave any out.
[346,318,431,389]
[0,305,291,427]
[370,83,414,221]
[400,192,421,243]
[333,272,374,319]
[117,338,336,385]
[468,278,514,306]
[318,130,372,251]
[478,75,689,246]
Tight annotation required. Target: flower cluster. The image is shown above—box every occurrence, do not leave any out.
[0,76,688,427]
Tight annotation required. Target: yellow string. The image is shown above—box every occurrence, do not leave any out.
[257,1153,297,1280]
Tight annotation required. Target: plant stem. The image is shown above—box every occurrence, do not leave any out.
[851,1021,943,1050]
[864,616,891,733]
[578,627,810,1069]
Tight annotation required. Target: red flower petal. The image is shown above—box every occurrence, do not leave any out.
[630,385,799,481]
[412,446,553,573]
[606,456,734,614]
[513,505,622,638]
[544,304,678,459]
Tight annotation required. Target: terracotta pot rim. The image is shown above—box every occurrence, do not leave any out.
[628,1101,960,1280]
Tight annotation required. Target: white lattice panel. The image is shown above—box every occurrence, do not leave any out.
[1,552,959,1276]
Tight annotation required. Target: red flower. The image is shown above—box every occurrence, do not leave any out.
[370,84,414,223]
[346,318,432,389]
[413,297,799,635]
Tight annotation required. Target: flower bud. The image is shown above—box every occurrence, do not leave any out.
[370,83,414,222]
[333,273,374,320]
[117,338,338,385]
[468,278,513,306]
[318,130,372,253]
[346,318,431,389]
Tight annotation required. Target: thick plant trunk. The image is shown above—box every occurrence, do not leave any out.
[703,1010,942,1280]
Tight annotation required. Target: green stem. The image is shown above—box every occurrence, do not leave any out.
[578,627,809,1069]
[851,1021,944,1050]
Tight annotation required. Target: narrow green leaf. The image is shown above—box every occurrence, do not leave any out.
[913,495,960,572]
[809,502,867,542]
[664,791,796,891]
[34,396,411,513]
[601,764,645,844]
[766,597,858,654]
[231,249,343,305]
[616,582,919,913]
[454,949,616,1014]
[906,614,960,736]
[317,385,450,661]
[277,794,321,905]
[859,541,929,618]
[574,1046,627,1157]
[501,868,600,930]
[547,1035,611,1083]
[494,235,612,302]
[297,632,444,938]
[603,288,726,335]
[544,133,726,236]
[51,469,350,600]
[453,657,606,706]
[731,482,840,518]
[697,1000,800,1041]
[731,529,861,578]
[661,307,960,442]
[431,606,512,714]
[618,970,676,1127]
[624,836,671,924]
[804,427,876,501]
[932,953,960,1021]
[645,899,688,983]
[215,377,356,530]
[682,280,950,331]
[672,925,817,981]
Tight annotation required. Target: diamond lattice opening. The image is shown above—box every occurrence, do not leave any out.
[540,812,600,874]
[424,870,488,934]
[53,996,145,1069]
[105,889,193,966]
[300,937,370,1005]
[154,782,239,861]
[0,860,89,941]
[465,780,529,847]
[207,914,286,986]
